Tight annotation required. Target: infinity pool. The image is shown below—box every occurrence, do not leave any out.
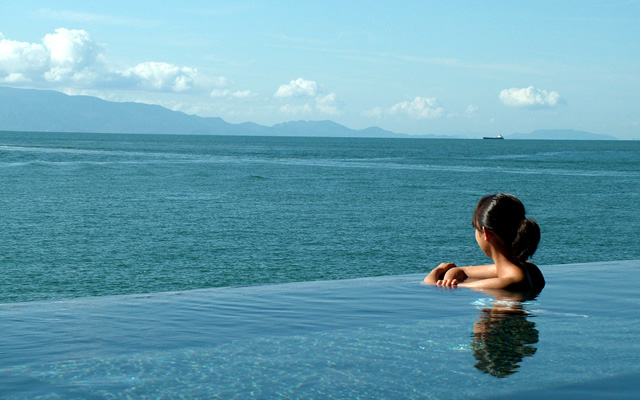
[1,261,639,399]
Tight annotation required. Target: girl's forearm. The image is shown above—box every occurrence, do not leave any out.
[458,264,497,279]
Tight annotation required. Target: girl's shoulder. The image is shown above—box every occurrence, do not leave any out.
[523,262,545,293]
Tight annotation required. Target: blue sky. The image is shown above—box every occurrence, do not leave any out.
[1,1,638,138]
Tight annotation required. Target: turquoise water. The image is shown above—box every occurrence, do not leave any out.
[1,132,639,398]
[1,132,639,303]
[1,260,638,399]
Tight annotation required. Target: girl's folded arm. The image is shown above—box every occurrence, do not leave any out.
[458,264,497,279]
[458,276,518,289]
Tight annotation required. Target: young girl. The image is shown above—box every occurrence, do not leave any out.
[424,193,545,293]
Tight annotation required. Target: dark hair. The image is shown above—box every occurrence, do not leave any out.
[472,193,540,266]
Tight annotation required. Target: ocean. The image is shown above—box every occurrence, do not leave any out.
[1,131,639,304]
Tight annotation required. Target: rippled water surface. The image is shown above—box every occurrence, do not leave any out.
[1,132,639,303]
[1,261,638,399]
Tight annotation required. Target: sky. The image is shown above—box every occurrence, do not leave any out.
[1,1,639,139]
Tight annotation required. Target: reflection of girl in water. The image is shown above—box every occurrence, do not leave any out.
[471,299,539,378]
[424,193,545,294]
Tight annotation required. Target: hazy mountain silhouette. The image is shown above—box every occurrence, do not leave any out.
[0,86,614,139]
[0,86,412,138]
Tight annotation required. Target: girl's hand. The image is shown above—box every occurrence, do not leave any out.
[436,278,459,287]
[423,263,457,285]
[437,267,468,287]
[443,267,466,282]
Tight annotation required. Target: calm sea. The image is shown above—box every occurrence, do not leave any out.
[1,131,639,303]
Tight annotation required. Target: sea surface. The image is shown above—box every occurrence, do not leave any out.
[1,131,639,303]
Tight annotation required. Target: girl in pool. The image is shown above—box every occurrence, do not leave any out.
[424,193,545,293]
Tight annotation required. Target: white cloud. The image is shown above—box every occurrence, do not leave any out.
[389,97,444,119]
[43,29,101,69]
[0,29,226,93]
[0,28,104,85]
[499,86,563,109]
[232,90,254,99]
[315,92,342,115]
[42,28,104,83]
[275,78,343,116]
[0,31,55,82]
[274,77,318,97]
[364,97,444,120]
[124,61,198,92]
[211,89,256,99]
[280,103,313,114]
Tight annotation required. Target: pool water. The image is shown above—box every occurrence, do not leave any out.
[1,260,639,399]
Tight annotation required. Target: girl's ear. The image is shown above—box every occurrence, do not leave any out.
[482,226,492,241]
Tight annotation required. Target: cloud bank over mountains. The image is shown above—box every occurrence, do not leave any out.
[364,97,445,121]
[274,78,343,117]
[275,78,318,98]
[0,85,614,139]
[2,0,638,139]
[1,28,570,135]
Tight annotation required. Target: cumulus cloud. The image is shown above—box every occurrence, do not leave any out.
[388,96,444,119]
[0,38,46,82]
[0,29,227,93]
[1,28,102,84]
[499,86,564,109]
[43,28,103,81]
[123,62,198,92]
[274,77,343,116]
[274,77,318,97]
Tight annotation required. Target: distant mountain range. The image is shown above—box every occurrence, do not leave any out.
[0,86,416,138]
[0,86,617,140]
